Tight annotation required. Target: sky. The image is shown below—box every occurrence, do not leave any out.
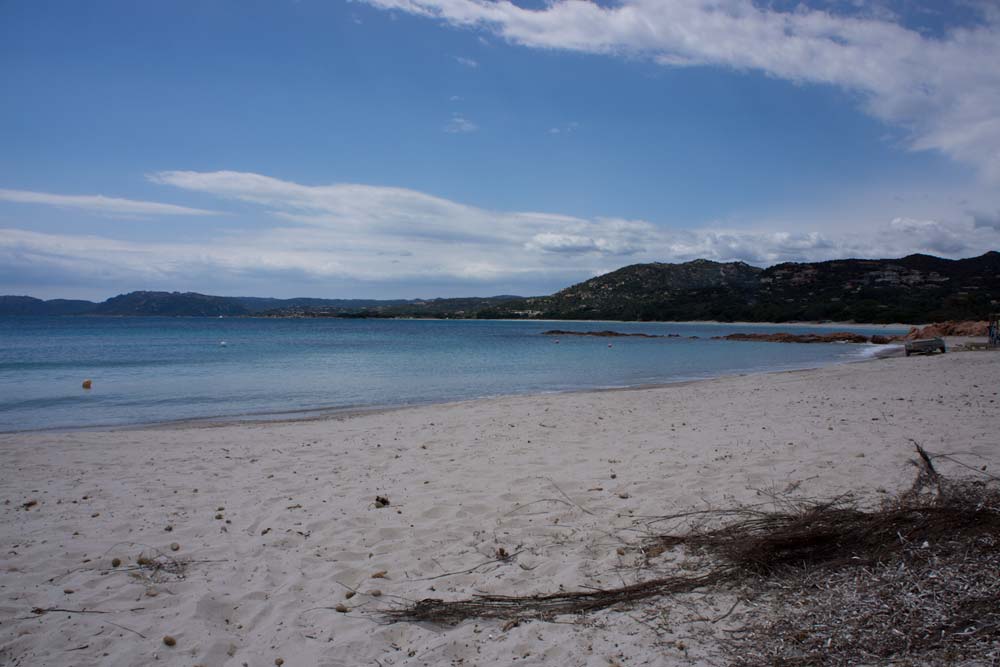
[2,0,1000,301]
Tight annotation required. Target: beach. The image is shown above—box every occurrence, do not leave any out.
[2,349,998,666]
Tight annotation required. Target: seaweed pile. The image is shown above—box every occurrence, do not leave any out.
[381,445,1000,665]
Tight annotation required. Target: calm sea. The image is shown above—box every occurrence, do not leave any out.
[0,317,905,432]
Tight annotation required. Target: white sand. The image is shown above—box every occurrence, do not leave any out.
[2,351,998,666]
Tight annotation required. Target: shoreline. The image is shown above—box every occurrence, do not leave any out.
[4,313,918,327]
[2,342,898,435]
[2,350,997,666]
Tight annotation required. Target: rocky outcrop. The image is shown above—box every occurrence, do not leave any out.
[542,330,672,338]
[715,332,870,344]
[902,321,988,340]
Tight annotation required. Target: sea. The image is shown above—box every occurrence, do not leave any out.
[0,317,907,432]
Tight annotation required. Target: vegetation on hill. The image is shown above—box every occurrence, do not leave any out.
[2,252,997,322]
[93,291,253,317]
[480,252,1000,323]
[0,295,99,316]
[257,295,523,319]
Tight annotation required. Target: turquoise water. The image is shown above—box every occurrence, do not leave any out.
[0,317,904,432]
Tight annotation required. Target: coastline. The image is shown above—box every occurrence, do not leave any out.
[5,339,896,435]
[2,349,997,666]
[0,316,914,435]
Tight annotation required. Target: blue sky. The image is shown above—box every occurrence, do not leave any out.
[2,0,999,300]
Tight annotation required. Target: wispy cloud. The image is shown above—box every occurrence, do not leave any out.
[362,0,1000,180]
[444,113,478,133]
[5,171,999,296]
[453,55,478,68]
[548,121,580,135]
[0,188,218,217]
[972,210,1000,230]
[147,171,1000,264]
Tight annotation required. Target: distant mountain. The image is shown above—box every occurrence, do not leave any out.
[3,251,997,322]
[480,252,1000,323]
[234,296,412,314]
[92,291,252,316]
[0,295,98,315]
[259,295,524,319]
[0,290,525,318]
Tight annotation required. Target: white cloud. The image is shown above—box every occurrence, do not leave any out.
[362,0,1000,180]
[0,188,218,217]
[972,210,1000,230]
[4,170,995,297]
[444,112,478,133]
[147,170,1000,265]
[454,55,478,67]
[886,216,970,255]
[549,121,580,135]
[149,170,631,249]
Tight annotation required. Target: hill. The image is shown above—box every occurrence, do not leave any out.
[748,252,1000,323]
[92,291,252,316]
[257,295,524,319]
[0,295,98,315]
[2,251,998,322]
[479,259,762,320]
[480,252,1000,323]
[0,291,525,318]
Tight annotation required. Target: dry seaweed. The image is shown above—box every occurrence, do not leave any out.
[653,483,999,575]
[729,529,1000,666]
[726,449,1000,666]
[380,570,726,623]
[379,445,1000,664]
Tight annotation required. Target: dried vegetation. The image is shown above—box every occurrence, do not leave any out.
[382,445,1000,665]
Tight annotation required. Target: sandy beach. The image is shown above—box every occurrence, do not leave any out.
[2,349,998,666]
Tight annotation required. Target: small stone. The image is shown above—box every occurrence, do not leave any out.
[371,570,388,579]
[111,557,122,568]
[345,590,356,599]
[335,604,348,613]
[215,513,223,520]
[63,588,74,594]
[618,492,630,499]
[275,659,284,666]
[170,542,180,552]
[369,589,382,597]
[163,635,176,647]
[164,525,173,532]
